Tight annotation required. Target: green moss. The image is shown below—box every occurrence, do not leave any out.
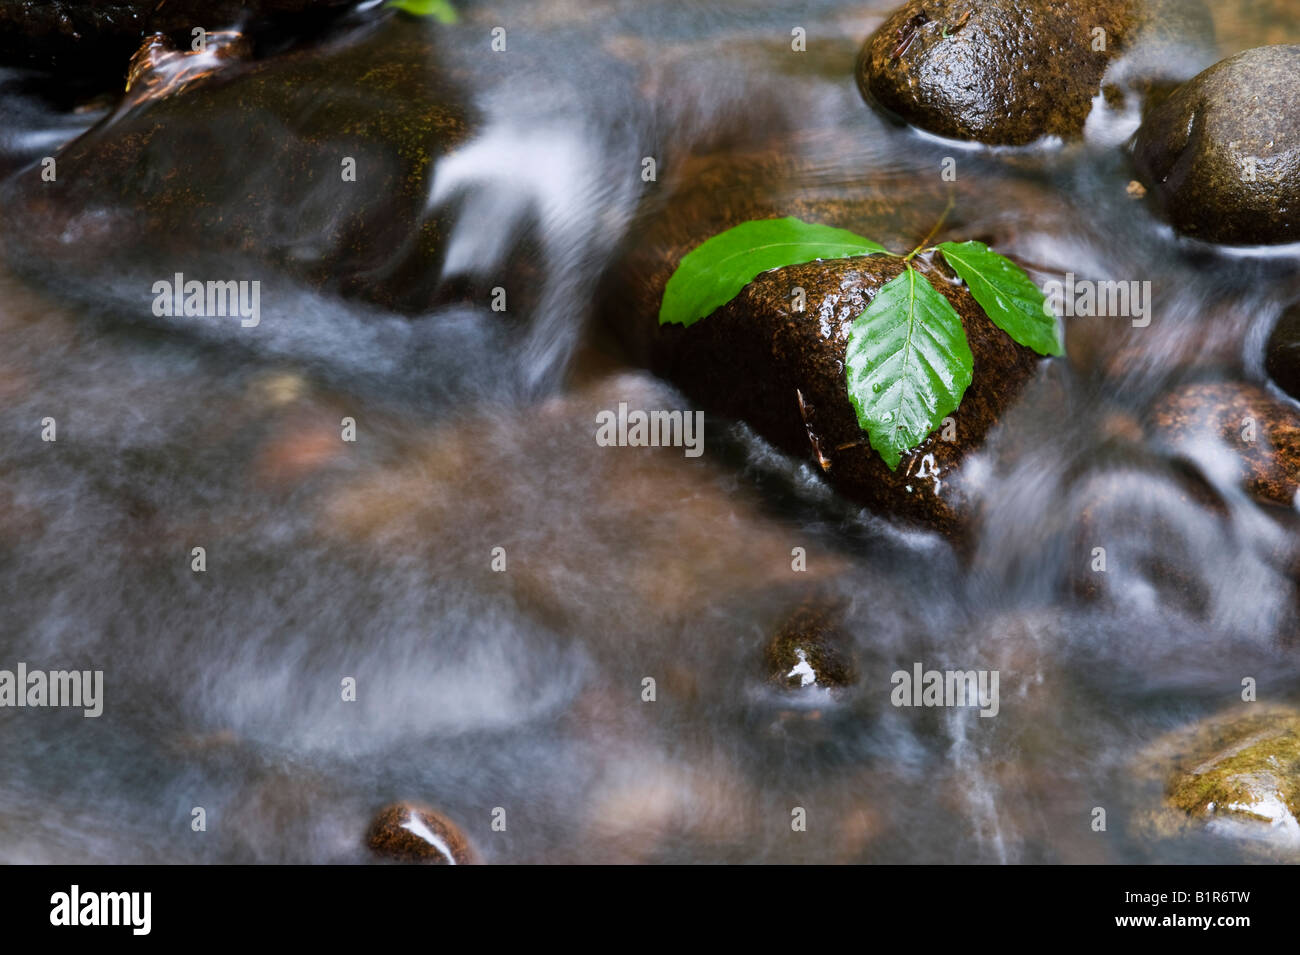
[1165,714,1300,823]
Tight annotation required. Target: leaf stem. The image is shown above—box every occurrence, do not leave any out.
[903,194,955,262]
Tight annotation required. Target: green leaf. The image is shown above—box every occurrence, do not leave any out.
[936,240,1062,356]
[386,0,459,23]
[659,217,888,327]
[845,266,974,471]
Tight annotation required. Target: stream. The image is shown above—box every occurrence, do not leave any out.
[0,0,1298,863]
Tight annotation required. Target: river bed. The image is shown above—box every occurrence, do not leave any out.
[0,0,1298,863]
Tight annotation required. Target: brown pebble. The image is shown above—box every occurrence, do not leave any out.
[764,601,857,690]
[366,803,476,864]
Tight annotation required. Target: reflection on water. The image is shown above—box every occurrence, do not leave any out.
[0,0,1298,863]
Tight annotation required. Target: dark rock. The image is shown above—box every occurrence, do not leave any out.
[1266,304,1300,401]
[764,602,857,690]
[366,802,476,864]
[1148,380,1300,510]
[0,16,477,313]
[856,0,1132,146]
[857,0,1218,146]
[0,0,355,75]
[661,252,1037,536]
[603,169,1042,536]
[1132,45,1300,246]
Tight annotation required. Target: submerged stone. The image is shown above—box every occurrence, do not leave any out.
[1148,380,1300,511]
[764,601,857,691]
[1138,706,1300,856]
[366,802,476,864]
[1,14,476,314]
[1066,450,1228,616]
[0,0,354,75]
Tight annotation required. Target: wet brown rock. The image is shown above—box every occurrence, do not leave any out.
[763,602,857,690]
[0,0,355,74]
[122,30,253,105]
[1,15,477,313]
[857,0,1218,146]
[366,803,476,864]
[1148,380,1300,510]
[1132,45,1300,246]
[857,0,1132,146]
[1265,304,1300,402]
[679,254,1035,536]
[1136,705,1300,856]
[607,220,1040,536]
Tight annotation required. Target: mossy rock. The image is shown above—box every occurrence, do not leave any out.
[1138,706,1300,855]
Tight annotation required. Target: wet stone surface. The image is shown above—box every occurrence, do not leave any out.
[763,600,858,691]
[0,0,356,75]
[608,238,1041,539]
[366,803,477,864]
[1133,44,1300,246]
[1266,303,1300,402]
[1,15,479,314]
[1137,705,1300,857]
[857,0,1132,146]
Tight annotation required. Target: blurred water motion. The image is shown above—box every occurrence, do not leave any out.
[0,0,1297,863]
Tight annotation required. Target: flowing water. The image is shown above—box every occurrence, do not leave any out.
[0,0,1298,863]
